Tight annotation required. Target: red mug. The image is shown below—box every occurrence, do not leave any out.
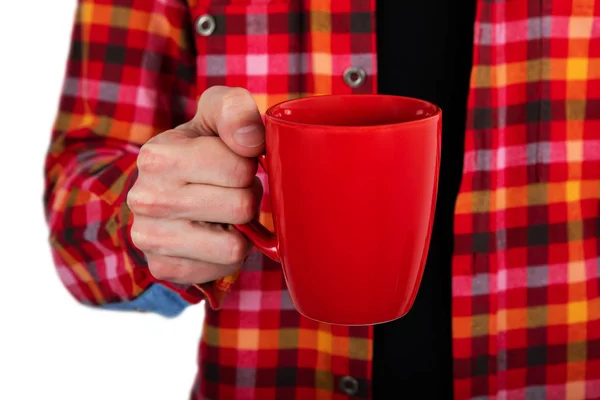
[235,94,441,325]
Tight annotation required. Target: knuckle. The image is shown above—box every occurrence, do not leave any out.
[230,157,257,187]
[126,186,169,217]
[201,264,240,283]
[222,87,252,104]
[130,222,150,251]
[199,85,226,103]
[130,222,167,255]
[126,185,140,213]
[137,143,164,174]
[231,189,256,224]
[220,87,254,116]
[148,259,176,281]
[225,233,249,265]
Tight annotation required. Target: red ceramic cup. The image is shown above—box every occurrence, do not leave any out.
[235,94,441,325]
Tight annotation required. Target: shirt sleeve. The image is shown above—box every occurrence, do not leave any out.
[43,0,237,317]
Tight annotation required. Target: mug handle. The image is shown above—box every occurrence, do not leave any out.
[233,154,280,262]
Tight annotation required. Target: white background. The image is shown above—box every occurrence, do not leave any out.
[0,2,206,399]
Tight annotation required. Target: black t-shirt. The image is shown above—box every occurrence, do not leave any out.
[373,1,477,398]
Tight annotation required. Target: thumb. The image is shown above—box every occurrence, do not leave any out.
[191,86,265,158]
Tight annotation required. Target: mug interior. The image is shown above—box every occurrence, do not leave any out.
[266,94,440,128]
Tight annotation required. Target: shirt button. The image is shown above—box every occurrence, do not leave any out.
[343,66,366,88]
[339,376,359,396]
[195,14,216,36]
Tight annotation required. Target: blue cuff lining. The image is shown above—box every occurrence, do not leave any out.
[100,284,190,318]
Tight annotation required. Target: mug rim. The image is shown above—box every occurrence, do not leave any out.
[264,94,442,130]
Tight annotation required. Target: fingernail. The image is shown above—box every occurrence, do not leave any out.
[234,125,264,147]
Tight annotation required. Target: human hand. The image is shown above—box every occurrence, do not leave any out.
[127,86,264,284]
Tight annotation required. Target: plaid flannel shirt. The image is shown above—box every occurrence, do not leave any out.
[44,0,600,398]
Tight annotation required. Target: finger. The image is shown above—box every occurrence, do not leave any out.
[136,136,258,187]
[175,176,263,223]
[186,86,266,158]
[128,176,263,224]
[131,215,253,265]
[146,254,241,285]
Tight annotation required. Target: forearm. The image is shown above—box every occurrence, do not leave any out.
[44,0,238,315]
[44,139,208,316]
